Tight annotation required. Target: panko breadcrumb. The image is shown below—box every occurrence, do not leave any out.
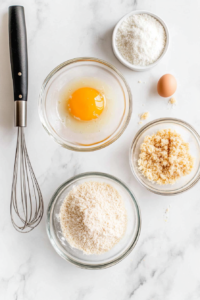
[169,97,176,104]
[138,129,194,185]
[140,112,149,121]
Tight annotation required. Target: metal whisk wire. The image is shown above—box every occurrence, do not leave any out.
[10,128,44,233]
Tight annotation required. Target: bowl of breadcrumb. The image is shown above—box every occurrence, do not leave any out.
[130,118,200,195]
[46,172,141,269]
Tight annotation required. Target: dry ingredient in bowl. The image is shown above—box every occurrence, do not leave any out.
[60,181,127,255]
[138,129,194,185]
[116,14,166,66]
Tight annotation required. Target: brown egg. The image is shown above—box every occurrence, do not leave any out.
[157,74,177,97]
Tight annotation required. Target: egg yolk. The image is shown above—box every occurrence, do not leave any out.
[67,87,104,121]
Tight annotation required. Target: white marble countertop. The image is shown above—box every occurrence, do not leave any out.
[1,0,200,299]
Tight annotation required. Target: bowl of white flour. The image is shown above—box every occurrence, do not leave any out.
[112,10,169,71]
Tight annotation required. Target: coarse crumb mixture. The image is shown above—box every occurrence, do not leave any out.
[60,181,127,255]
[138,129,194,185]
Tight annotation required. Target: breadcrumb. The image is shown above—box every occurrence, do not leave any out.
[60,182,127,254]
[169,97,176,104]
[138,129,194,185]
[140,112,149,121]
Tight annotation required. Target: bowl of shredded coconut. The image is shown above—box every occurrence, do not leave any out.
[46,172,141,269]
[130,118,200,195]
[112,11,169,71]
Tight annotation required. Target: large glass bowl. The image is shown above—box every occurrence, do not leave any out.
[39,58,132,151]
[130,118,200,195]
[46,172,141,269]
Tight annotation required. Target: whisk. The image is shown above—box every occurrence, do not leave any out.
[9,6,44,232]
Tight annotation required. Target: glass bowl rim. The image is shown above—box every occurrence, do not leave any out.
[129,117,200,196]
[38,57,132,152]
[46,171,142,269]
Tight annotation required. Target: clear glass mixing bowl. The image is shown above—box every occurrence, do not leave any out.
[39,57,132,151]
[46,172,141,269]
[130,118,200,195]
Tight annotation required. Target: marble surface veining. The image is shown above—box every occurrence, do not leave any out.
[1,0,200,299]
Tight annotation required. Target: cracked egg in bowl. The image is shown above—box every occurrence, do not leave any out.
[39,58,132,151]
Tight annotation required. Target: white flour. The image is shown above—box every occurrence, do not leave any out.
[116,14,166,66]
[60,181,127,255]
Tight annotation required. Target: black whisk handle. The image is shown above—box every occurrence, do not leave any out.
[9,6,28,102]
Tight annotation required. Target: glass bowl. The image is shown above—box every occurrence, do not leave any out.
[130,118,200,195]
[39,57,132,152]
[46,172,141,269]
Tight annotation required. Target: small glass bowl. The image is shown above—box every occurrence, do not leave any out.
[130,118,200,195]
[39,57,132,152]
[46,172,141,269]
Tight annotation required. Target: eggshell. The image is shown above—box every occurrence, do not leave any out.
[157,74,177,97]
